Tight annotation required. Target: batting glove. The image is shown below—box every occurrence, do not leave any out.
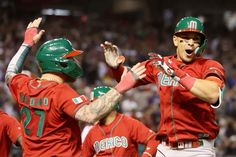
[148,52,196,90]
[148,52,176,77]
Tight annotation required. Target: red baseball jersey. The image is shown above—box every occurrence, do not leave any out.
[0,110,21,157]
[113,55,225,142]
[82,113,157,157]
[9,74,88,157]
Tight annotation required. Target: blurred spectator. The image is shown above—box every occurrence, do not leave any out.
[0,7,236,156]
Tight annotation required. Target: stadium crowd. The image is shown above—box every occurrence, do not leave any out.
[0,9,236,157]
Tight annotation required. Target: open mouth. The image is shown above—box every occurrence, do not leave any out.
[185,50,194,54]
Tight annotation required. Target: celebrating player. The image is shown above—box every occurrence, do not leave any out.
[82,86,159,157]
[101,16,225,157]
[5,18,146,157]
[0,110,22,157]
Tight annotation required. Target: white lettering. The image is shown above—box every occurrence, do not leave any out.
[93,136,128,153]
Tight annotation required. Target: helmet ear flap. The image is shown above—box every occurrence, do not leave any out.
[194,39,207,56]
[59,62,68,68]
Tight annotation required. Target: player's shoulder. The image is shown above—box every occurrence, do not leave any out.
[53,83,77,93]
[89,124,99,132]
[53,83,79,99]
[0,110,15,124]
[122,114,141,124]
[0,110,11,117]
[195,58,224,71]
[121,114,153,131]
[196,57,221,64]
[84,124,100,138]
[11,73,31,83]
[0,110,7,118]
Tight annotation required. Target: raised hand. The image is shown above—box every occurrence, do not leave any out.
[100,41,125,69]
[115,63,146,93]
[5,18,45,83]
[24,17,45,47]
[128,62,146,80]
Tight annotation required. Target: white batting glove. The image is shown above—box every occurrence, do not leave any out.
[148,53,196,90]
[148,53,175,77]
[101,41,125,69]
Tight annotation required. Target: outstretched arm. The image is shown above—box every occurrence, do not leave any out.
[5,17,45,84]
[101,41,130,83]
[75,63,146,124]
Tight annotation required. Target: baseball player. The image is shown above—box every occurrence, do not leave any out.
[5,18,146,157]
[82,86,159,157]
[0,109,22,157]
[101,16,225,157]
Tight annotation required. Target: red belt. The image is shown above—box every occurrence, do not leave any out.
[161,140,203,149]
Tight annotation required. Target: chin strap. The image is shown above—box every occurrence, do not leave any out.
[194,39,207,56]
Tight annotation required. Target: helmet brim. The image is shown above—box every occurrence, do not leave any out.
[174,29,205,38]
[63,50,83,58]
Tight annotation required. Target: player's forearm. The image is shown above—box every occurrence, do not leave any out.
[189,79,220,104]
[167,60,221,104]
[75,88,122,124]
[5,45,31,83]
[141,135,159,157]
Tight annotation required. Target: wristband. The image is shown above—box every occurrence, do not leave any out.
[115,71,135,93]
[23,27,37,47]
[174,74,196,90]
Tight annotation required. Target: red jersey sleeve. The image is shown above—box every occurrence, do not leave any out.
[111,60,158,86]
[144,59,161,84]
[1,111,22,144]
[9,74,30,100]
[202,60,225,83]
[6,115,21,144]
[124,116,158,156]
[82,130,96,157]
[56,84,89,118]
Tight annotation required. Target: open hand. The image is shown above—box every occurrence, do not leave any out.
[24,17,45,47]
[100,41,125,69]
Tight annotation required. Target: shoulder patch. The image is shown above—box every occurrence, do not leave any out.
[72,95,88,105]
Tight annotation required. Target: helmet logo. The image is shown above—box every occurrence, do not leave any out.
[98,91,106,96]
[188,21,197,29]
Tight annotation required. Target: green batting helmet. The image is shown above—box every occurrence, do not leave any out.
[91,86,119,110]
[174,16,207,56]
[36,38,83,80]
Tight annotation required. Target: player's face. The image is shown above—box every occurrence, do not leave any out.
[173,32,201,63]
